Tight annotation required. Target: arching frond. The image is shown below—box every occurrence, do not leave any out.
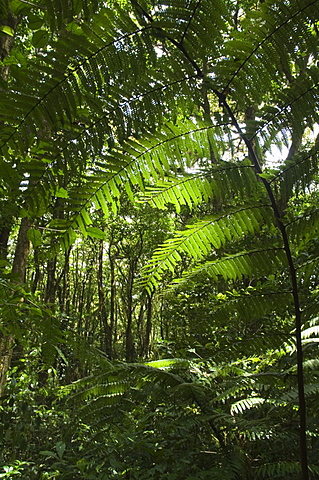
[255,461,301,478]
[141,205,273,293]
[169,248,287,289]
[215,0,319,96]
[139,162,258,212]
[273,140,319,205]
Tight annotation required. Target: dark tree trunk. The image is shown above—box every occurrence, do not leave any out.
[108,247,116,358]
[125,260,135,362]
[0,217,31,396]
[0,225,11,260]
[45,258,57,305]
[143,292,153,359]
[0,4,23,397]
[98,240,113,358]
[11,217,31,282]
[0,2,19,81]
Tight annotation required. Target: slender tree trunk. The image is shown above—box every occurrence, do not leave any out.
[44,258,57,305]
[108,247,116,358]
[137,297,146,357]
[0,4,18,262]
[0,5,26,397]
[0,225,11,260]
[0,217,31,396]
[60,249,71,313]
[0,336,14,397]
[31,247,41,293]
[11,217,31,282]
[98,240,112,358]
[125,260,135,362]
[0,2,19,81]
[143,292,153,359]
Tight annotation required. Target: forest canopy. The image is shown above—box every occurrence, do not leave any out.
[1,0,319,478]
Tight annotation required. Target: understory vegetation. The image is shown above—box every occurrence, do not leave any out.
[1,0,319,478]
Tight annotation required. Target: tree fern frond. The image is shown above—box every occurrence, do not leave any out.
[19,72,202,216]
[210,290,292,327]
[140,205,273,293]
[213,331,293,365]
[287,208,319,246]
[217,0,318,98]
[0,22,153,153]
[139,162,258,212]
[168,248,287,289]
[66,359,190,421]
[256,69,319,146]
[32,118,240,252]
[255,461,300,478]
[42,0,100,32]
[230,396,266,415]
[272,140,319,204]
[301,318,319,340]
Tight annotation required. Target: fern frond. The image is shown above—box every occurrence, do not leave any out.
[217,0,319,98]
[287,208,319,246]
[168,248,287,289]
[230,396,266,415]
[255,461,300,478]
[141,205,273,293]
[210,290,292,327]
[212,332,293,365]
[42,0,100,32]
[256,80,319,161]
[139,162,258,212]
[271,140,319,204]
[33,118,245,252]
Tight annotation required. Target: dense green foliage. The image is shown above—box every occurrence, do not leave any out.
[1,0,319,478]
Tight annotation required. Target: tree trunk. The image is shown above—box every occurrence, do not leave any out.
[0,4,24,397]
[11,217,31,282]
[0,225,11,260]
[44,258,57,305]
[125,260,135,362]
[98,240,113,358]
[143,292,153,359]
[0,217,31,396]
[0,2,19,81]
[108,246,116,358]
